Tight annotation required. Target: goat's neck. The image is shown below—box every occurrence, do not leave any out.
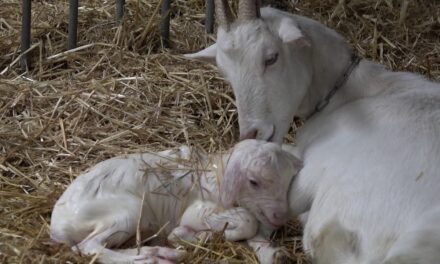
[198,152,231,202]
[324,60,391,114]
[295,17,389,118]
[307,59,395,120]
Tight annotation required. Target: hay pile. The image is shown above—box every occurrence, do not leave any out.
[0,0,439,263]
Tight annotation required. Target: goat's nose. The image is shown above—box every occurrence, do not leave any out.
[239,128,258,141]
[239,125,274,141]
[267,211,288,228]
[273,204,289,219]
[271,211,288,227]
[273,211,287,221]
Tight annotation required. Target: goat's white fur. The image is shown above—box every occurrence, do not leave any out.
[187,6,440,264]
[50,139,302,264]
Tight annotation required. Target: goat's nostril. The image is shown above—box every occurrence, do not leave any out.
[240,128,258,141]
[273,211,286,220]
[266,126,275,142]
[240,125,275,142]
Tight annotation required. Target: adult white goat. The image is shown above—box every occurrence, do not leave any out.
[50,139,302,264]
[186,0,440,263]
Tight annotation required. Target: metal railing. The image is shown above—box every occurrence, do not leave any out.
[20,0,216,71]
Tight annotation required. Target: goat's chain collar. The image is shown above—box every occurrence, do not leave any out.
[306,53,361,120]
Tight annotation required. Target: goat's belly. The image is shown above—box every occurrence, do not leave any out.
[296,91,440,262]
[141,191,193,234]
[300,116,440,261]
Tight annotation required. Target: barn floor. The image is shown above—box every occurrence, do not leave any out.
[1,0,439,263]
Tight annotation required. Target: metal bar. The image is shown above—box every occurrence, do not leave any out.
[160,0,171,48]
[68,0,79,50]
[21,0,31,71]
[205,0,215,34]
[116,0,125,23]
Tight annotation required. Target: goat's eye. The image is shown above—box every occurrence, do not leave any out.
[265,53,278,67]
[249,179,259,188]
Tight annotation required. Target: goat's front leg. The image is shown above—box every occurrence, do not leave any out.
[169,200,291,263]
[168,200,217,244]
[247,228,294,264]
[168,200,258,244]
[205,206,258,241]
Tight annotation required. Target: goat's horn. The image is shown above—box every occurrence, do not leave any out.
[238,0,261,21]
[215,0,234,31]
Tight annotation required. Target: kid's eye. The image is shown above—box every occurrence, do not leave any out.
[249,179,259,188]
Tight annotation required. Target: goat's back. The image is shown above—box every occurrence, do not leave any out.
[297,77,440,263]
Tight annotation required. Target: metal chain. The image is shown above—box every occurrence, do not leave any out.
[306,53,361,120]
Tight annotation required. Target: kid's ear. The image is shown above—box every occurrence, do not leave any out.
[278,149,303,176]
[220,158,244,208]
[289,154,303,175]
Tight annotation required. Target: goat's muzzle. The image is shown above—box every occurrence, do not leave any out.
[239,124,274,142]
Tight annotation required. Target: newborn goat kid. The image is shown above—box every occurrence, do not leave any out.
[50,140,301,264]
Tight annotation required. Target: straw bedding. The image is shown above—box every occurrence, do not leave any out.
[0,0,439,263]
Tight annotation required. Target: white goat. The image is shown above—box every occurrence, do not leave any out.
[50,139,302,264]
[186,0,440,263]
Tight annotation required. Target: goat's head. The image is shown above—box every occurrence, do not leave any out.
[220,139,303,229]
[186,0,313,143]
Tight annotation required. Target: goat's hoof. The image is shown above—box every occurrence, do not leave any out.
[168,226,197,245]
[273,249,295,264]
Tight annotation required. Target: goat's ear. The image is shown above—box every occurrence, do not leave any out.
[184,43,217,64]
[280,150,303,175]
[290,154,303,174]
[278,18,310,47]
[220,158,243,208]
